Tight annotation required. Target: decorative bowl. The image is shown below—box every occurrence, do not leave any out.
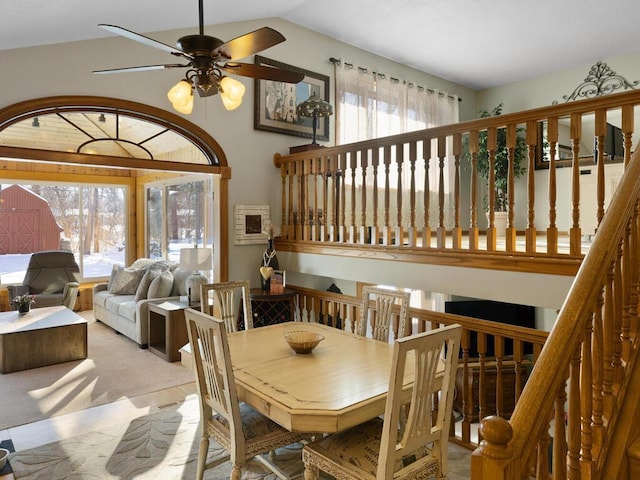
[284,331,325,354]
[0,448,9,470]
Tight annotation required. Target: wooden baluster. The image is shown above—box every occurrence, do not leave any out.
[595,110,607,232]
[329,153,339,242]
[288,160,296,239]
[320,155,328,241]
[408,140,417,246]
[486,127,497,251]
[623,209,638,359]
[302,158,311,241]
[505,124,517,252]
[339,152,347,242]
[552,379,568,480]
[349,150,357,243]
[569,113,582,256]
[477,332,488,425]
[602,265,614,413]
[422,137,432,248]
[468,131,479,250]
[437,135,447,248]
[612,248,623,383]
[360,149,369,244]
[383,145,392,245]
[494,336,505,418]
[512,340,525,405]
[461,329,472,443]
[536,413,552,480]
[452,133,462,248]
[526,120,537,253]
[547,118,559,255]
[310,155,318,241]
[591,292,604,450]
[396,143,404,245]
[280,161,287,239]
[580,312,594,477]
[567,345,581,480]
[371,147,380,245]
[295,159,304,240]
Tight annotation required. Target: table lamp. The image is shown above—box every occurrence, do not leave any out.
[180,247,212,305]
[295,93,333,145]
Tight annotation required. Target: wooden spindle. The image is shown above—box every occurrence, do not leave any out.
[570,113,582,256]
[437,135,446,248]
[525,120,537,254]
[506,124,516,252]
[408,141,417,246]
[468,130,479,250]
[486,127,497,251]
[396,143,404,245]
[452,133,462,248]
[422,137,432,248]
[371,147,380,245]
[360,149,369,244]
[547,117,559,255]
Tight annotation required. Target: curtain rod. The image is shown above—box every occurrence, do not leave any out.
[329,57,462,102]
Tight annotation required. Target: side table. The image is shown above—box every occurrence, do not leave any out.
[148,300,190,362]
[241,288,297,329]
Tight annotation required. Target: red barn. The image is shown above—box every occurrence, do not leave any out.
[0,185,64,254]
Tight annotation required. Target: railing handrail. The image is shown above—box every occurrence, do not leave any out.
[275,89,640,166]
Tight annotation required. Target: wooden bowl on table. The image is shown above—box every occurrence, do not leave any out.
[284,330,325,354]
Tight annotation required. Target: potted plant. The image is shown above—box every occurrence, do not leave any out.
[12,293,35,314]
[463,103,528,231]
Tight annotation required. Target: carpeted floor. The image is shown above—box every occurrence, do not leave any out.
[0,311,194,430]
[8,396,472,479]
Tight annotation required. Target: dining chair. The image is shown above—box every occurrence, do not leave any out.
[357,286,411,342]
[185,308,306,480]
[200,280,253,332]
[302,323,462,480]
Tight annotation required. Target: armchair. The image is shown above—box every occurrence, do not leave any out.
[7,250,80,311]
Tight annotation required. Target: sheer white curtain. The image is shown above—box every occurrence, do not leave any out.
[335,61,459,229]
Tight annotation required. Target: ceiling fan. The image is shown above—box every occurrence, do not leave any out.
[93,0,305,114]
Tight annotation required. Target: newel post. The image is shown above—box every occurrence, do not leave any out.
[471,416,517,480]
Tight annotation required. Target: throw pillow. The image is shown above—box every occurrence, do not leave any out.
[109,268,146,295]
[147,270,174,299]
[126,258,155,271]
[134,269,158,301]
[107,265,122,291]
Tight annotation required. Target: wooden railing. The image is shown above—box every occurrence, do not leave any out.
[274,90,640,264]
[289,284,548,448]
[470,142,640,478]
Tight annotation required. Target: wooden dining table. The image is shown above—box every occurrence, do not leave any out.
[227,321,440,434]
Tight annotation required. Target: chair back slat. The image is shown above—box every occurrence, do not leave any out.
[200,280,253,332]
[185,308,245,452]
[358,286,411,342]
[378,324,462,478]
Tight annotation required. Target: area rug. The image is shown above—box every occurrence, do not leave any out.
[7,395,473,479]
[8,396,305,479]
[0,311,195,430]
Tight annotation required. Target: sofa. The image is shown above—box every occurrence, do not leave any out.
[92,258,190,348]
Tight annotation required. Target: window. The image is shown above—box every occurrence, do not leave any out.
[0,182,127,284]
[145,176,214,266]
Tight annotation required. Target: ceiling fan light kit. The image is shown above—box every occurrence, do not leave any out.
[94,0,304,114]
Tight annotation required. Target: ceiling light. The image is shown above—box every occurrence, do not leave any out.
[167,70,245,114]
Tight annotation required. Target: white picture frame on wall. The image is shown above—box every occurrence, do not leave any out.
[234,204,270,245]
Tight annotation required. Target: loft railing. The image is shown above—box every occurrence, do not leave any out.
[289,284,548,448]
[274,90,640,265]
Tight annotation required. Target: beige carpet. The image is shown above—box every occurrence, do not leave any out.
[0,311,195,430]
[8,396,305,479]
[7,396,472,479]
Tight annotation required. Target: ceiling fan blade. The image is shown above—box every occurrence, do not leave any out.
[220,63,305,83]
[213,27,286,61]
[93,64,188,74]
[99,24,192,60]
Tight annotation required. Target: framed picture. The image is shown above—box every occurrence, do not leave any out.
[234,204,270,245]
[254,55,330,141]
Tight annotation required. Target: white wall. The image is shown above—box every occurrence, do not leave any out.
[0,17,476,287]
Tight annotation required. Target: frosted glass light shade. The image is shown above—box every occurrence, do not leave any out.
[220,76,245,110]
[168,80,194,114]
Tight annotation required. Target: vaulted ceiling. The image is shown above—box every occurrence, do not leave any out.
[2,0,639,90]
